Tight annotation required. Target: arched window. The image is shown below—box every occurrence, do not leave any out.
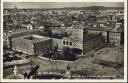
[66,41,68,45]
[70,42,72,46]
[63,41,65,45]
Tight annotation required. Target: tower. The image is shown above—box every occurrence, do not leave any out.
[13,5,18,14]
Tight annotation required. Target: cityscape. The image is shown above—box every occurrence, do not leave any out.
[3,2,124,79]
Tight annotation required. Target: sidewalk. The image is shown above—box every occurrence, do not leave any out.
[4,59,30,67]
[38,56,74,63]
[5,74,24,79]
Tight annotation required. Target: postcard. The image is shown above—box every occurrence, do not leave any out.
[0,0,127,82]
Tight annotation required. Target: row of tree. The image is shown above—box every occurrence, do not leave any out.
[45,47,82,61]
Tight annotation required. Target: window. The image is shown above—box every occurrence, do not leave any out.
[115,42,117,44]
[73,43,75,46]
[66,41,68,45]
[70,42,72,46]
[63,41,65,45]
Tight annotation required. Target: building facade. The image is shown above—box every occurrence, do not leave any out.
[109,23,124,46]
[52,38,63,50]
[83,33,104,54]
[12,35,52,55]
[61,27,104,55]
[109,31,123,46]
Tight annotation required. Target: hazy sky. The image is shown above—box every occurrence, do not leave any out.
[4,2,124,9]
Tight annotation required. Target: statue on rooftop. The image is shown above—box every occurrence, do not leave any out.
[13,65,18,76]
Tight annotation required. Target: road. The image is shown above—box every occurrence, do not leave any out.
[3,47,124,79]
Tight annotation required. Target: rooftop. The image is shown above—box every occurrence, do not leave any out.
[13,35,51,43]
[87,26,111,31]
[62,31,101,42]
[110,27,124,32]
[62,37,83,42]
[84,32,102,41]
[72,25,86,29]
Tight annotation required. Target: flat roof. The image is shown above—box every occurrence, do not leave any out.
[62,32,101,42]
[62,37,83,42]
[13,35,51,43]
[87,26,111,31]
[84,33,101,41]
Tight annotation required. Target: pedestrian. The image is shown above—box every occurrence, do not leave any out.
[24,72,28,79]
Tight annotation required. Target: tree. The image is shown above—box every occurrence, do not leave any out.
[72,48,82,55]
[52,46,58,59]
[13,51,19,55]
[19,52,23,56]
[3,52,11,62]
[53,46,58,52]
[46,49,52,61]
[63,47,77,61]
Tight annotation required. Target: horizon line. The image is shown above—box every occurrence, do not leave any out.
[3,2,124,9]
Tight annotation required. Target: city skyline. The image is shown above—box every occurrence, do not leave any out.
[4,2,124,9]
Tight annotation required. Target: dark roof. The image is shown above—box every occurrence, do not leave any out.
[110,28,124,33]
[84,32,101,41]
[87,26,110,31]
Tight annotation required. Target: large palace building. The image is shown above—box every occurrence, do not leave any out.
[9,23,123,55]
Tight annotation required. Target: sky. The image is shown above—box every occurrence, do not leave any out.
[4,2,124,9]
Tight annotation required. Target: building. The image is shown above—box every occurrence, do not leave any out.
[109,29,124,46]
[83,32,104,54]
[10,26,104,56]
[87,27,109,43]
[26,23,33,30]
[4,29,45,48]
[11,33,64,55]
[52,38,63,50]
[62,37,83,51]
[51,27,65,35]
[10,23,124,56]
[61,27,104,55]
[109,23,124,46]
[61,26,87,54]
[71,26,87,41]
[12,35,52,55]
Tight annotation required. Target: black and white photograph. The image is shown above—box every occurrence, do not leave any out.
[0,0,127,82]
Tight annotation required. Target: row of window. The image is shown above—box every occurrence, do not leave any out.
[115,42,120,45]
[63,40,83,49]
[110,33,120,37]
[63,41,72,46]
[110,38,120,41]
[111,41,120,45]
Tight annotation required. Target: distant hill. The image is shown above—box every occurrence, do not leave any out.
[4,6,124,10]
[63,6,124,10]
